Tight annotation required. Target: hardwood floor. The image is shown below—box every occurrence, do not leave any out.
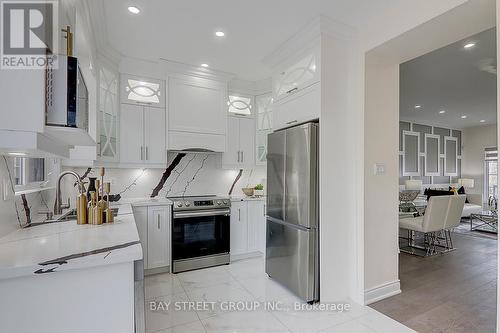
[370,231,497,333]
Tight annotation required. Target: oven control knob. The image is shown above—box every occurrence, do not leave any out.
[184,201,191,207]
[216,200,222,205]
[223,200,229,205]
[176,202,183,207]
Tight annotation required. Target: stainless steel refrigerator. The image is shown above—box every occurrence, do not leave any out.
[266,122,319,303]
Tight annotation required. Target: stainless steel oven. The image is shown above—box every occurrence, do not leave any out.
[170,196,231,273]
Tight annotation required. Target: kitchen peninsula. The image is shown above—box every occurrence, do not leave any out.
[0,204,142,333]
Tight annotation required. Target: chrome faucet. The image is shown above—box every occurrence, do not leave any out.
[54,171,82,215]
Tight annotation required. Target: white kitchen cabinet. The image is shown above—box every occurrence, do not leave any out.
[133,205,172,271]
[119,104,166,165]
[247,200,266,253]
[223,116,255,167]
[230,201,248,256]
[168,76,227,152]
[230,199,266,259]
[273,82,320,130]
[120,104,144,163]
[133,207,149,268]
[144,107,167,164]
[147,206,171,269]
[272,45,320,103]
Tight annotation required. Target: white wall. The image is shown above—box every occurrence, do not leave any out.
[363,55,401,304]
[462,124,497,198]
[362,0,496,305]
[320,30,365,303]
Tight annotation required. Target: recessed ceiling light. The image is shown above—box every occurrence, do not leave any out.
[480,120,486,123]
[461,115,467,119]
[201,63,209,68]
[215,31,225,37]
[415,105,421,109]
[464,42,476,49]
[8,152,26,156]
[127,6,141,14]
[439,110,446,114]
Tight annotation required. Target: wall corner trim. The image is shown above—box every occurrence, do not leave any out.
[364,280,401,305]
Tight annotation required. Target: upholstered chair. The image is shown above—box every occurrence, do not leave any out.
[399,195,456,255]
[442,195,466,249]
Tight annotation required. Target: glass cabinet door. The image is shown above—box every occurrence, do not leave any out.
[256,93,273,164]
[120,74,165,108]
[98,65,118,160]
[273,45,320,102]
[227,95,252,116]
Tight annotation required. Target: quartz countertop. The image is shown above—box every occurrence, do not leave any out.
[0,204,142,280]
[116,197,173,207]
[230,195,266,202]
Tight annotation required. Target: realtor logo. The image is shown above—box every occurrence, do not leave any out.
[1,0,58,69]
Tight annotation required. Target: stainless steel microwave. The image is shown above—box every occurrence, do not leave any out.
[46,55,88,130]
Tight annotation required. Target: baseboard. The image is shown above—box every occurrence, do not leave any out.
[145,266,170,276]
[364,280,401,305]
[230,251,263,262]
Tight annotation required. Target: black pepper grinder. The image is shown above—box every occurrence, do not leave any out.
[87,177,97,202]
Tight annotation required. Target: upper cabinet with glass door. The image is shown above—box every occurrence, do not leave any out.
[272,44,320,103]
[255,93,273,164]
[120,74,166,108]
[227,94,253,116]
[98,65,119,161]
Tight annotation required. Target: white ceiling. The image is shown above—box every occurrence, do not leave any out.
[97,0,467,81]
[400,28,497,129]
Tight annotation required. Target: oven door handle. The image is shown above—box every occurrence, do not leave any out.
[173,209,231,219]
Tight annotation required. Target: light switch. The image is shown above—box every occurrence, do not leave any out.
[374,163,386,175]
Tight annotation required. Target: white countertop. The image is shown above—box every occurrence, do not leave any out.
[117,197,173,207]
[0,204,142,280]
[230,195,266,202]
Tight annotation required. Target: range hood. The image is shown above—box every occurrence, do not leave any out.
[168,131,226,153]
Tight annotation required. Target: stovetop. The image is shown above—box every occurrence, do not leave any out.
[168,195,231,211]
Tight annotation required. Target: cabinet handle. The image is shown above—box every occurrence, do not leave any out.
[286,87,298,94]
[241,151,244,163]
[264,204,266,216]
[141,146,144,160]
[146,146,149,160]
[286,120,298,125]
[157,214,160,229]
[238,208,241,221]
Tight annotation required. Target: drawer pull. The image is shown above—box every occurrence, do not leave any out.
[286,87,298,94]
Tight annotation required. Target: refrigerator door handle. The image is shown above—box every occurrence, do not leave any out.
[267,216,312,231]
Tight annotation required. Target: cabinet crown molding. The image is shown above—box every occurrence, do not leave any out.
[160,59,235,83]
[262,15,358,69]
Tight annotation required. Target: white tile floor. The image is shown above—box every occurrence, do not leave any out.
[145,257,416,333]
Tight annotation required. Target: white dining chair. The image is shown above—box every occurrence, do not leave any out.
[442,195,466,251]
[399,195,450,256]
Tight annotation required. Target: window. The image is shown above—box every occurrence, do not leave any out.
[227,95,252,115]
[14,157,45,190]
[485,148,498,200]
